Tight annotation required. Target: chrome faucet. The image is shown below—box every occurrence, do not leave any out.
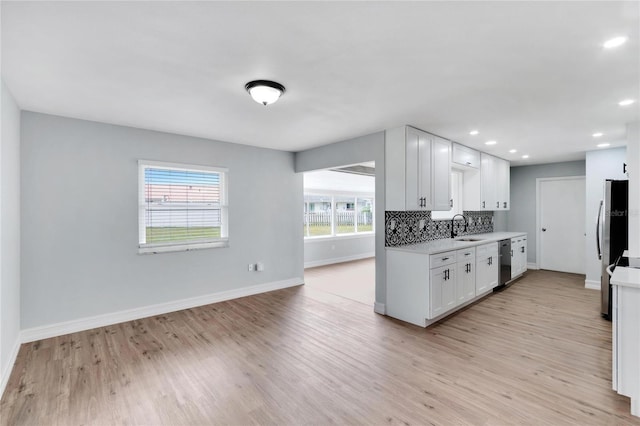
[451,214,468,239]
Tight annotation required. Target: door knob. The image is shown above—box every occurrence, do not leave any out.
[542,228,546,232]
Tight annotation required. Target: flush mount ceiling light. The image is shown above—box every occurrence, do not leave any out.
[619,99,636,106]
[603,36,628,49]
[485,140,497,145]
[592,132,604,137]
[245,80,286,106]
[509,149,517,153]
[469,130,479,135]
[522,154,529,159]
[597,143,611,148]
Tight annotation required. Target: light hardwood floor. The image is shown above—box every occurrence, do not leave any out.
[1,269,638,425]
[304,257,375,306]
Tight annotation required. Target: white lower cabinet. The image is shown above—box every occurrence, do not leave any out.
[430,264,456,318]
[429,251,457,319]
[386,235,526,328]
[476,243,499,293]
[511,237,528,278]
[456,248,476,305]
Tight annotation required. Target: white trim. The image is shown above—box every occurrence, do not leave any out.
[304,233,375,243]
[536,175,586,272]
[138,239,229,254]
[585,279,601,290]
[374,302,386,315]
[304,188,375,198]
[304,252,375,269]
[20,278,303,343]
[527,262,539,270]
[0,337,21,399]
[138,159,228,175]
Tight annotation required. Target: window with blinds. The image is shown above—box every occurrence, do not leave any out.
[138,160,228,253]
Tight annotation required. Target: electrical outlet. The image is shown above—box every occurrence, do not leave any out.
[248,263,255,272]
[256,262,264,272]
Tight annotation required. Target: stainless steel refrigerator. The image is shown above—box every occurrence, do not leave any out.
[597,179,628,320]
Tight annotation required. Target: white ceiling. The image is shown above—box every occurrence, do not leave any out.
[2,1,639,165]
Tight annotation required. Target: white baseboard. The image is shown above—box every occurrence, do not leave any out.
[585,279,601,290]
[374,302,386,315]
[0,337,21,399]
[20,277,304,343]
[304,252,375,269]
[527,262,539,270]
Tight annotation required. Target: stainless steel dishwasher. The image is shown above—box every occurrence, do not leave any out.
[498,239,511,287]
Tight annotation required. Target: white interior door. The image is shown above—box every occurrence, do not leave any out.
[539,177,586,274]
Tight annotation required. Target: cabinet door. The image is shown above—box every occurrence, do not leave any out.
[496,158,510,210]
[431,136,451,211]
[405,128,431,210]
[405,128,421,210]
[520,238,527,274]
[452,143,480,168]
[476,255,490,294]
[430,265,456,318]
[457,261,476,304]
[487,253,499,289]
[480,153,496,210]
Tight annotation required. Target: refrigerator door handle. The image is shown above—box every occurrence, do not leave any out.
[596,200,603,260]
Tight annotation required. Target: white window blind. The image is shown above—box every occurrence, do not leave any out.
[138,160,228,253]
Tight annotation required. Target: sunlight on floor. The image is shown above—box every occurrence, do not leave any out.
[303,257,375,306]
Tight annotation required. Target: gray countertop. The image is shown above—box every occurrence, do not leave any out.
[386,232,527,255]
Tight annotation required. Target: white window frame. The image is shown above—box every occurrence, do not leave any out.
[138,160,229,254]
[304,190,375,239]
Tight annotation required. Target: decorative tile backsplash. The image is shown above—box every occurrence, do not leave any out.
[385,211,494,247]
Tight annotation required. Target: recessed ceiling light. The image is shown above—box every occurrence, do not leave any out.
[469,130,479,135]
[592,132,603,138]
[509,149,517,153]
[619,99,636,106]
[603,36,628,49]
[597,143,611,148]
[522,155,529,159]
[485,140,497,145]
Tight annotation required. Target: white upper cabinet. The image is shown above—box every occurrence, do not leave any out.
[404,127,432,210]
[480,153,498,210]
[385,126,451,211]
[452,143,480,169]
[432,136,452,211]
[463,152,510,211]
[495,157,510,210]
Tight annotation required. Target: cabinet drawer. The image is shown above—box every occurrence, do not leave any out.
[476,242,498,256]
[452,143,480,168]
[456,247,476,261]
[430,251,457,268]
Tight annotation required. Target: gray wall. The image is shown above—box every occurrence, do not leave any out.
[304,235,375,268]
[585,148,627,285]
[21,112,303,329]
[1,80,21,390]
[295,132,386,307]
[508,160,586,265]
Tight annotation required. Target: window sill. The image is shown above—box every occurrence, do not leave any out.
[138,239,229,254]
[304,232,375,243]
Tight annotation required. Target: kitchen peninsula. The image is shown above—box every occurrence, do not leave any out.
[386,232,527,327]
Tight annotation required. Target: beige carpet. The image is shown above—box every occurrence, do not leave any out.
[303,257,375,306]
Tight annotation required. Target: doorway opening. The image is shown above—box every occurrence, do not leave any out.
[303,162,376,306]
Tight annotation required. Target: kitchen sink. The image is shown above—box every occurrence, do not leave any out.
[456,238,484,242]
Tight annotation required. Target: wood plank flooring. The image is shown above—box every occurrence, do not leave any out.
[1,269,638,425]
[304,257,375,306]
